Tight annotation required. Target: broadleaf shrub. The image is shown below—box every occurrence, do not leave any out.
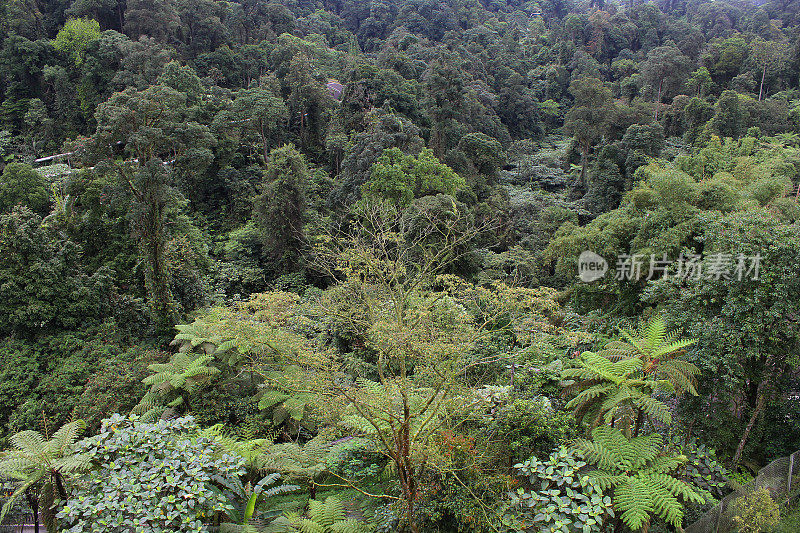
[503,446,612,533]
[57,414,244,533]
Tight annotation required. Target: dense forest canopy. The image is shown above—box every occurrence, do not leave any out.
[0,0,800,530]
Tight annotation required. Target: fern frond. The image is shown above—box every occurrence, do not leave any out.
[48,420,86,455]
[647,478,683,527]
[297,518,326,533]
[632,395,672,425]
[10,430,46,454]
[615,476,653,530]
[575,437,620,471]
[648,473,706,505]
[314,497,346,526]
[330,519,371,533]
[644,455,686,475]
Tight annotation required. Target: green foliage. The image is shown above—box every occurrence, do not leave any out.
[58,415,244,533]
[486,394,577,463]
[0,207,112,336]
[602,316,699,396]
[252,144,309,275]
[0,163,50,214]
[563,77,615,183]
[0,420,89,533]
[133,351,220,420]
[217,472,300,533]
[574,427,705,531]
[457,132,506,187]
[291,497,372,533]
[231,87,289,162]
[362,147,465,207]
[713,91,746,139]
[257,366,316,427]
[731,487,780,533]
[332,109,424,207]
[52,18,101,66]
[0,328,158,443]
[414,463,509,533]
[562,352,674,435]
[647,206,800,461]
[772,503,800,533]
[504,446,612,533]
[5,1,800,528]
[166,297,315,431]
[669,436,730,500]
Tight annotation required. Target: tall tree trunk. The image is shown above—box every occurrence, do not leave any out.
[733,385,766,468]
[579,142,588,188]
[395,411,419,533]
[759,64,766,101]
[654,79,663,121]
[261,123,268,164]
[181,391,192,414]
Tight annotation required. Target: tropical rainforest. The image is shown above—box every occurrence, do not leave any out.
[0,0,799,531]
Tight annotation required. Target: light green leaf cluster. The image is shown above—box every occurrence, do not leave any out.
[362,147,465,207]
[0,420,89,532]
[562,352,673,432]
[52,18,101,66]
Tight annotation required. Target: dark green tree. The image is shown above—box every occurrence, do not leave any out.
[91,84,213,328]
[252,144,309,275]
[0,207,111,337]
[232,86,288,164]
[749,38,789,101]
[712,90,746,139]
[423,54,467,158]
[0,163,50,215]
[640,43,691,120]
[563,77,615,188]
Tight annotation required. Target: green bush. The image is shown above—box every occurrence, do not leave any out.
[58,415,245,533]
[731,487,780,533]
[503,446,612,533]
[671,436,731,499]
[488,395,577,463]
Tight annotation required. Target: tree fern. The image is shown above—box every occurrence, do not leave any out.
[171,320,247,368]
[200,424,277,471]
[257,366,316,426]
[562,352,673,434]
[0,420,90,533]
[202,425,335,499]
[172,307,306,369]
[218,470,300,533]
[291,498,372,533]
[141,315,308,425]
[574,426,705,532]
[133,351,219,420]
[602,316,699,396]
